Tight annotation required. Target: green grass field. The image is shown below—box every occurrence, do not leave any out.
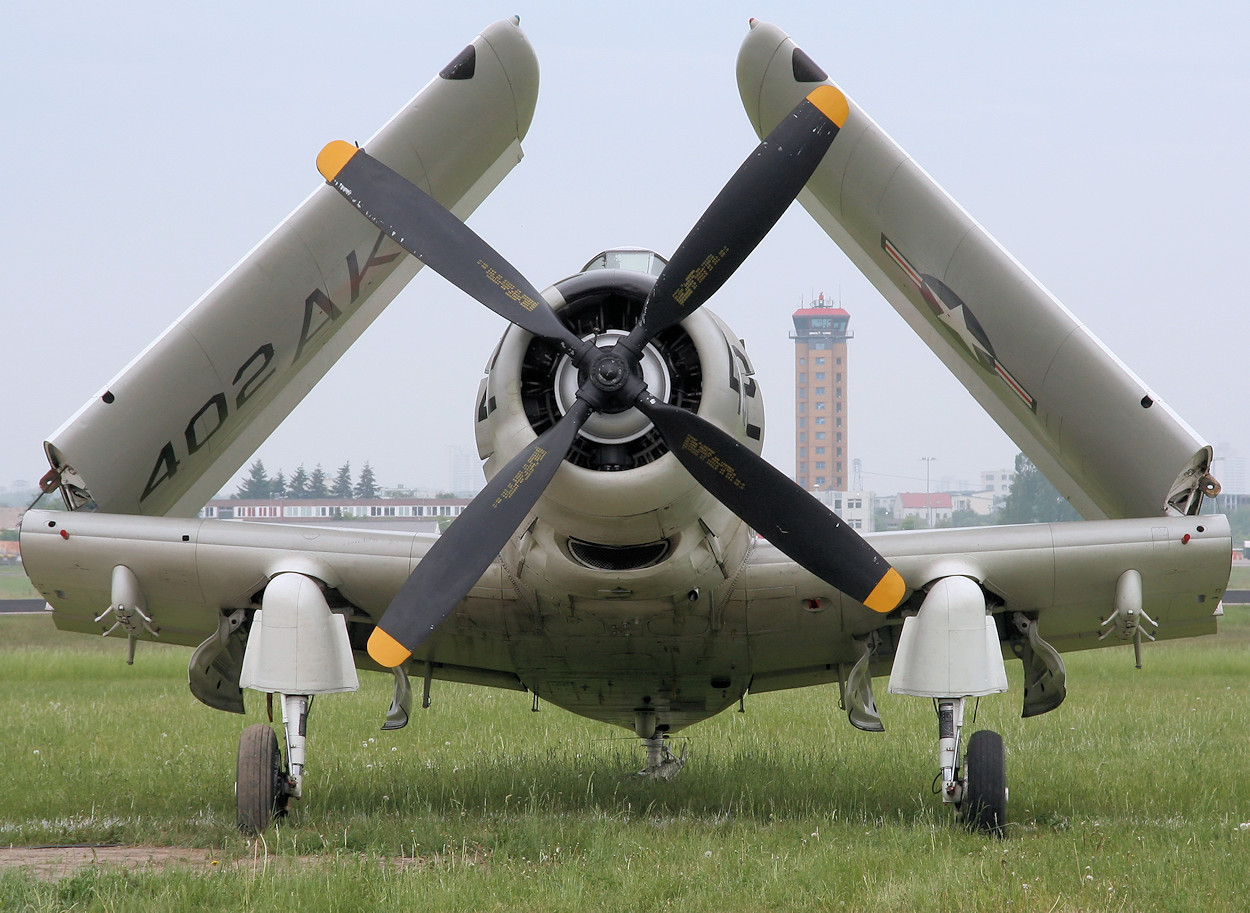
[1,611,1249,911]
[1229,563,1250,588]
[0,565,40,599]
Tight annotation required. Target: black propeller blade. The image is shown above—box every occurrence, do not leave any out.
[623,85,848,354]
[320,83,904,671]
[317,141,589,362]
[367,398,594,668]
[634,394,904,613]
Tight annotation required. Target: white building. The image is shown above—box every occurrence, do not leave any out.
[1212,447,1247,495]
[980,468,1016,499]
[952,491,997,517]
[200,496,470,533]
[894,492,954,527]
[809,490,876,532]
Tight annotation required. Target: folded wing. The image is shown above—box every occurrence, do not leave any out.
[41,18,539,517]
[737,20,1216,520]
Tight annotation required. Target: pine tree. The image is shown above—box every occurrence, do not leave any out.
[332,462,353,499]
[234,460,271,500]
[353,461,379,499]
[271,470,287,500]
[287,465,310,499]
[308,464,328,499]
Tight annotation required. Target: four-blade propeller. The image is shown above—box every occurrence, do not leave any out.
[317,84,905,670]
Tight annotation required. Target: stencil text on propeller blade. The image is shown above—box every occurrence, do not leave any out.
[680,434,746,490]
[492,447,549,508]
[477,261,542,311]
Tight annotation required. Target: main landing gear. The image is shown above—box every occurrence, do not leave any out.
[934,698,1007,837]
[888,576,1011,837]
[233,572,359,832]
[235,694,311,833]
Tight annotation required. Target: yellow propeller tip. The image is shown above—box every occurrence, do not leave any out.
[862,567,906,614]
[368,627,412,668]
[806,84,849,128]
[317,140,358,183]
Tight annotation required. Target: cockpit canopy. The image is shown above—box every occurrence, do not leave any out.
[581,248,668,277]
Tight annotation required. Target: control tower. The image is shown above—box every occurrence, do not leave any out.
[791,294,850,491]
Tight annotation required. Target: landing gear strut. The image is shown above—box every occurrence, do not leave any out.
[233,572,359,831]
[639,735,686,780]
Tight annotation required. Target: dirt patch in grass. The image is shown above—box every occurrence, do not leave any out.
[0,844,462,881]
[0,845,221,880]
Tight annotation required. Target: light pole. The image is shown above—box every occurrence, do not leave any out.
[921,457,936,528]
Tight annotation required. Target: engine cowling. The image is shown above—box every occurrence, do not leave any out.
[473,251,766,599]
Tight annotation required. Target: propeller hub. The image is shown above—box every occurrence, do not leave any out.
[554,330,670,444]
[591,352,630,392]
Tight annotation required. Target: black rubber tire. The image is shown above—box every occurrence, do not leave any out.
[236,724,287,833]
[963,729,1007,837]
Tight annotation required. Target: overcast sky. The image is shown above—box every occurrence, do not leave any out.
[3,2,1246,500]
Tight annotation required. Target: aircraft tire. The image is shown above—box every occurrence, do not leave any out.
[962,729,1007,838]
[236,723,287,833]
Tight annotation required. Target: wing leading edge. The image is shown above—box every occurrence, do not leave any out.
[737,20,1216,520]
[41,18,539,518]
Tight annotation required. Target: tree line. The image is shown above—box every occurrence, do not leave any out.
[231,460,378,500]
[226,452,1250,544]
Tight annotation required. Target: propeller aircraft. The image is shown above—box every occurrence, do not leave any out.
[18,18,1231,837]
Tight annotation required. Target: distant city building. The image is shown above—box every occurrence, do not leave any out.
[448,445,482,496]
[951,491,997,516]
[873,493,897,518]
[980,468,1016,498]
[894,492,954,527]
[1213,447,1247,495]
[1215,493,1250,513]
[809,490,876,532]
[937,475,972,494]
[380,485,441,499]
[792,294,851,491]
[200,496,471,533]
